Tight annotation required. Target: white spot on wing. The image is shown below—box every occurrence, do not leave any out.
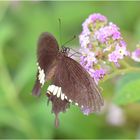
[47,85,55,93]
[61,93,65,100]
[53,86,59,95]
[57,87,62,97]
[69,99,72,103]
[56,87,61,98]
[47,91,51,95]
[47,85,79,106]
[37,63,45,86]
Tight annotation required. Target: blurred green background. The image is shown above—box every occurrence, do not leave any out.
[1,1,140,139]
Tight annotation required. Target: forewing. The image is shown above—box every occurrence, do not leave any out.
[32,32,59,96]
[52,55,103,115]
[37,32,59,70]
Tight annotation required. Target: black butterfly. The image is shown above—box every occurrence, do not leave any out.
[32,32,103,127]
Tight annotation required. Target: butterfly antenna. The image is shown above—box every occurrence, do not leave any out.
[58,18,62,46]
[70,47,82,55]
[62,35,76,47]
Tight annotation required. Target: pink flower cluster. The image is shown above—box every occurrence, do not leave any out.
[79,13,130,83]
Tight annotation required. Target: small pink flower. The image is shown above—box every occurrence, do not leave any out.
[93,69,106,84]
[107,104,125,126]
[108,51,119,63]
[131,48,140,62]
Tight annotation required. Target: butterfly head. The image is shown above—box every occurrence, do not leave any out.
[61,47,70,55]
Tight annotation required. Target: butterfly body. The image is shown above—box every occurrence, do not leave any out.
[32,32,103,127]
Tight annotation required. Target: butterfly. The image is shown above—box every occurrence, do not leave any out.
[32,32,104,127]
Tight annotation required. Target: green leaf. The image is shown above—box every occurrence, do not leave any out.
[0,22,14,46]
[13,55,35,91]
[0,2,9,21]
[114,73,140,105]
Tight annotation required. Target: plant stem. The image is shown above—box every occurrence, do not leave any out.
[100,66,140,83]
[120,59,131,68]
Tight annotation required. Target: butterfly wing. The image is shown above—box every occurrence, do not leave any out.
[32,32,59,96]
[49,54,103,115]
[46,93,70,127]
